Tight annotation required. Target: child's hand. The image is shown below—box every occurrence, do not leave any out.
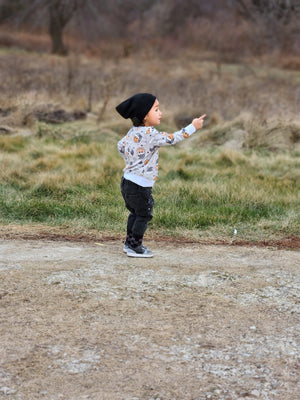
[192,114,206,130]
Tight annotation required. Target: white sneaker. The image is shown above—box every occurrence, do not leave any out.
[126,245,153,258]
[123,243,151,254]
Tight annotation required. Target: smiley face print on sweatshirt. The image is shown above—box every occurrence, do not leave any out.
[137,147,146,159]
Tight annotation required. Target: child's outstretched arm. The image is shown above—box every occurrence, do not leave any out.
[148,114,206,148]
[192,114,206,130]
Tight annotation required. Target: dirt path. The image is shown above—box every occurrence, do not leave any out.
[0,239,299,400]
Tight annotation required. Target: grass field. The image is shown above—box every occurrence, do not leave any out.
[0,47,299,244]
[0,119,299,243]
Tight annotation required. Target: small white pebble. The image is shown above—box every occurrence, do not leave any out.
[251,389,260,397]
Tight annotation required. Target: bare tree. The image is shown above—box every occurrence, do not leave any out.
[0,0,85,55]
[48,0,84,55]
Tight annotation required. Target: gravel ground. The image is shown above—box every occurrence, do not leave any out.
[0,239,299,400]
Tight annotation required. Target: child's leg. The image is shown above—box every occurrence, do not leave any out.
[129,214,151,248]
[129,185,154,249]
[125,212,136,245]
[124,212,150,248]
[121,178,134,245]
[126,212,154,257]
[121,178,154,249]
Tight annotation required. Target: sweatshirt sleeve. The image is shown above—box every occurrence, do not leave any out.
[117,136,126,156]
[147,123,196,148]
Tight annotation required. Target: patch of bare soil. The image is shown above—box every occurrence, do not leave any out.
[0,239,299,400]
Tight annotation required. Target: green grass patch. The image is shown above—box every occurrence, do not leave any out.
[0,126,299,241]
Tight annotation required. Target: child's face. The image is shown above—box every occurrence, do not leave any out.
[144,99,162,127]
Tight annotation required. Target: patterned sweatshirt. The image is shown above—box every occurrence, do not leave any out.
[117,123,196,187]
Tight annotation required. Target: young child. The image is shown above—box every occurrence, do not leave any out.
[116,93,206,258]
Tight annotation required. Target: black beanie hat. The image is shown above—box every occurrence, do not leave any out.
[116,93,156,122]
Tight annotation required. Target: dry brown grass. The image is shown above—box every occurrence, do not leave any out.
[0,27,299,154]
